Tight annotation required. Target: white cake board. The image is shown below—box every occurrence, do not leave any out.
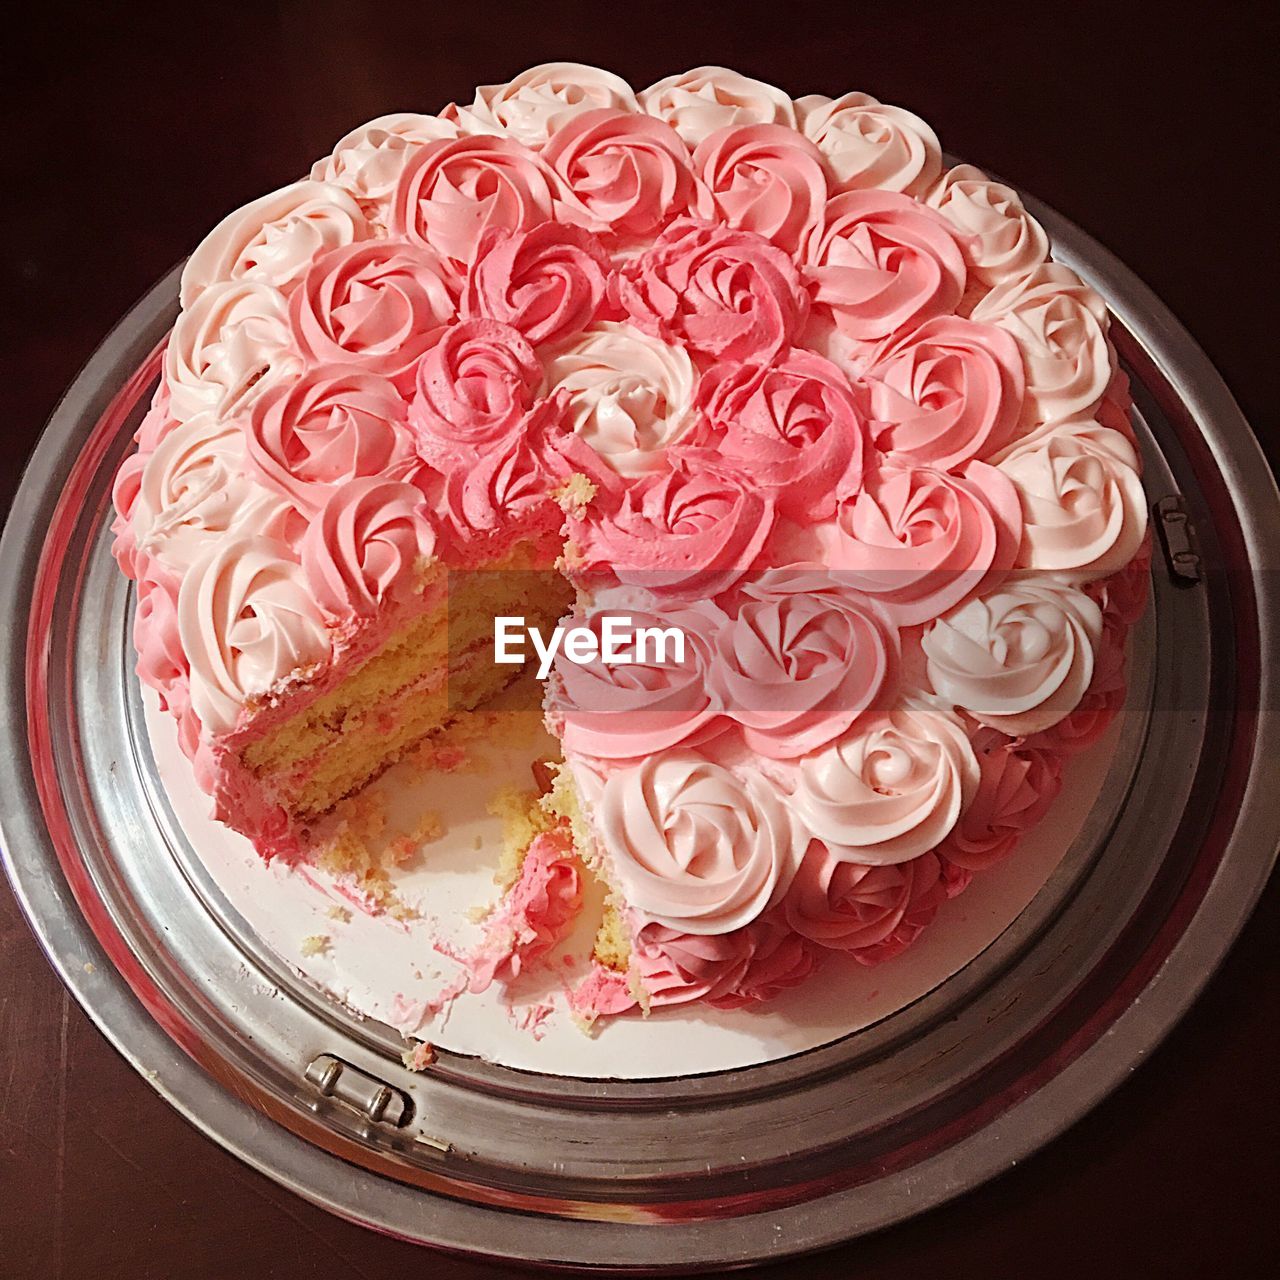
[143,678,1125,1079]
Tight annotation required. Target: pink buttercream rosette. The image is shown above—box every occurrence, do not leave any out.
[112,63,1147,1011]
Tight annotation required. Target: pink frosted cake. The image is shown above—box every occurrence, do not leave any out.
[111,64,1150,1022]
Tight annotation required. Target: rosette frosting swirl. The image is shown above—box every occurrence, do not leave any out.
[597,750,803,934]
[782,846,945,959]
[570,466,774,601]
[540,322,696,475]
[797,91,942,195]
[792,699,979,865]
[922,580,1103,735]
[450,62,639,148]
[679,347,865,521]
[926,164,1049,290]
[301,478,437,623]
[390,134,559,269]
[710,586,898,759]
[130,413,294,575]
[290,242,458,385]
[164,280,300,423]
[614,218,808,361]
[181,180,369,305]
[549,602,726,759]
[827,460,1022,626]
[996,419,1147,580]
[312,113,461,203]
[544,109,695,240]
[244,366,417,514]
[408,318,541,457]
[970,262,1111,427]
[938,727,1063,871]
[864,315,1025,469]
[692,123,829,253]
[638,67,796,146]
[463,222,609,347]
[178,536,330,734]
[806,190,966,348]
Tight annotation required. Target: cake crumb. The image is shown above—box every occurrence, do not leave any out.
[326,905,352,924]
[401,1040,437,1072]
[300,934,331,958]
[550,472,597,514]
[83,962,96,974]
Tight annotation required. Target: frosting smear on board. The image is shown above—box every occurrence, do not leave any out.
[112,63,1149,1026]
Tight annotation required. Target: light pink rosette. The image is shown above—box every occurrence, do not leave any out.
[244,367,417,515]
[678,348,865,522]
[633,913,819,1008]
[613,218,808,361]
[996,420,1147,581]
[543,109,695,240]
[408,318,541,458]
[805,190,966,348]
[390,134,559,269]
[448,63,639,148]
[290,242,457,386]
[312,113,461,203]
[925,164,1049,290]
[711,585,897,758]
[792,699,979,864]
[937,727,1063,872]
[133,388,178,453]
[638,67,796,146]
[692,124,828,253]
[301,478,438,623]
[128,412,296,577]
[180,180,370,305]
[797,91,942,195]
[539,322,696,476]
[597,750,803,934]
[463,222,609,346]
[548,602,727,759]
[864,315,1025,469]
[827,460,1023,627]
[782,845,946,961]
[922,580,1103,735]
[970,262,1111,427]
[177,535,330,735]
[164,280,300,424]
[569,466,774,601]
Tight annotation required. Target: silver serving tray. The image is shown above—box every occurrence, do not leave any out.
[2,194,1277,1272]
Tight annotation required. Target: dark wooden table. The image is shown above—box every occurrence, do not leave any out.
[2,3,1276,1276]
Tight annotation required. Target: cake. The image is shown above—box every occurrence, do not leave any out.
[111,63,1150,1022]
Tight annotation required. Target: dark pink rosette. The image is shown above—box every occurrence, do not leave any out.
[865,315,1025,469]
[633,912,821,1009]
[429,408,564,562]
[612,218,808,362]
[676,347,866,522]
[389,134,559,269]
[543,108,696,240]
[408,318,541,459]
[301,478,438,624]
[134,572,188,710]
[692,123,829,253]
[547,601,727,760]
[462,222,609,346]
[1025,614,1128,754]
[290,242,457,387]
[937,726,1063,872]
[1087,532,1152,628]
[827,459,1023,627]
[805,190,966,348]
[244,366,417,515]
[782,845,946,962]
[569,465,775,601]
[710,578,898,758]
